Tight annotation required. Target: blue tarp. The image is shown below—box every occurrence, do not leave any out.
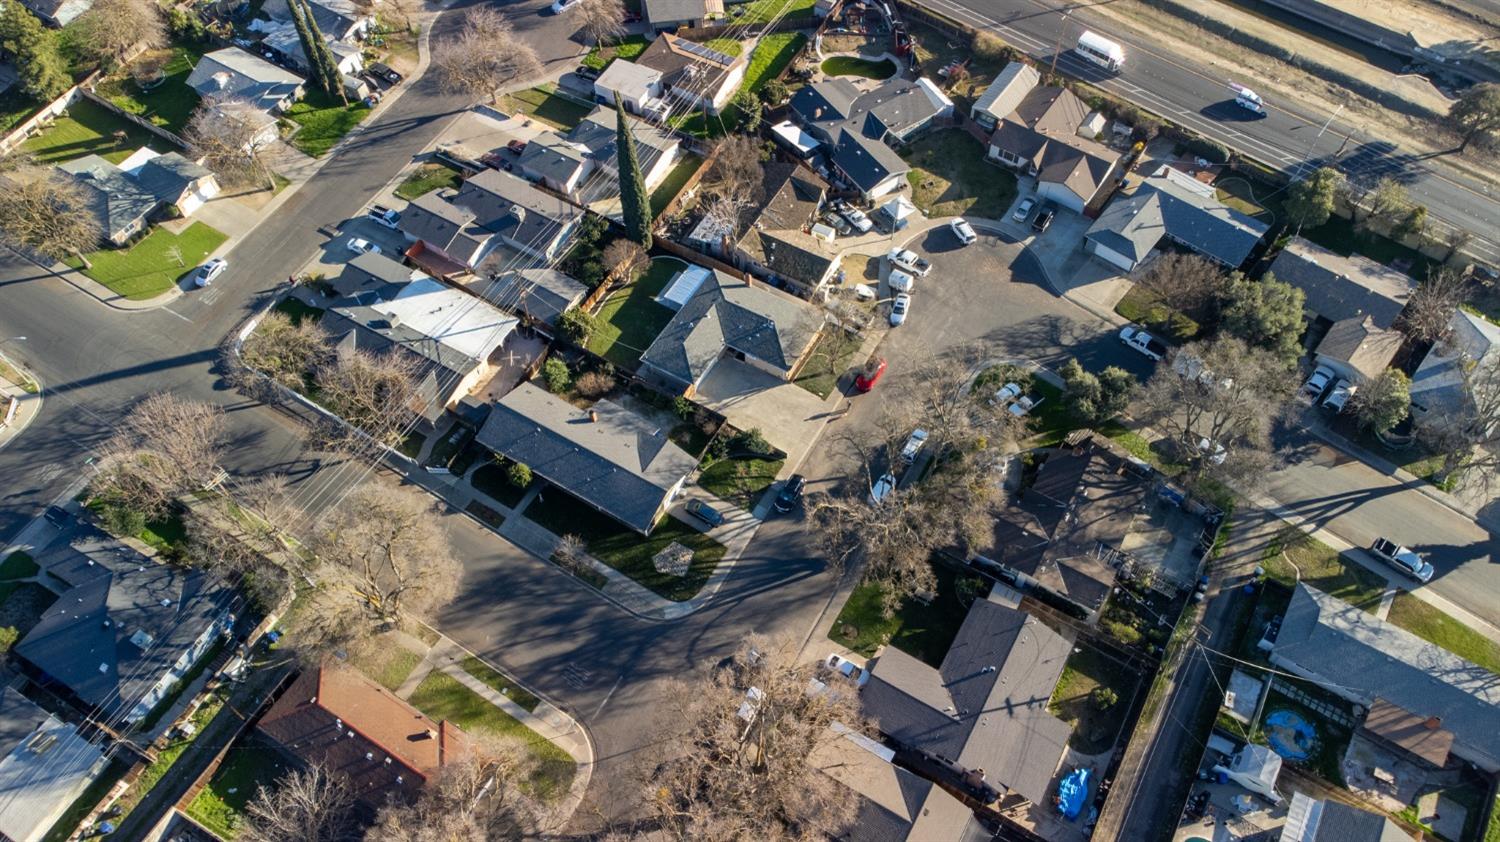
[1056,768,1090,820]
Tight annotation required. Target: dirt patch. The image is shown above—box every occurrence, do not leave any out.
[0,583,58,636]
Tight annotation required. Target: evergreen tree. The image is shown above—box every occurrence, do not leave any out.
[0,3,70,99]
[287,0,341,101]
[615,94,651,248]
[298,0,346,104]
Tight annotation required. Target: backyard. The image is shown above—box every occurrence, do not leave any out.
[697,453,784,511]
[828,561,985,666]
[183,732,288,839]
[819,56,896,79]
[97,45,205,135]
[394,162,463,200]
[582,34,649,71]
[521,486,726,601]
[66,222,228,300]
[500,84,593,131]
[1259,527,1387,611]
[650,153,704,217]
[283,91,373,157]
[672,32,806,138]
[22,98,169,164]
[1048,644,1139,754]
[902,129,1018,219]
[585,256,681,369]
[733,0,816,24]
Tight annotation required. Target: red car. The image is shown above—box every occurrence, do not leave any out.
[506,139,528,155]
[854,358,887,393]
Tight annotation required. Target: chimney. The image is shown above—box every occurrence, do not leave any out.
[588,409,599,423]
[419,728,437,741]
[1424,716,1443,730]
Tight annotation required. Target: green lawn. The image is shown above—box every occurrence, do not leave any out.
[500,84,592,130]
[581,34,649,71]
[703,37,745,57]
[732,0,817,24]
[41,760,129,842]
[650,153,704,218]
[697,455,784,511]
[118,689,227,821]
[0,89,39,134]
[394,162,463,200]
[1114,284,1202,343]
[820,56,896,79]
[349,641,423,691]
[1048,645,1138,753]
[273,297,324,325]
[671,32,806,138]
[1388,593,1500,675]
[397,429,427,459]
[184,733,288,839]
[1260,528,1387,611]
[522,486,726,601]
[829,562,984,666]
[469,459,531,508]
[461,655,541,712]
[586,256,681,370]
[22,98,169,164]
[97,46,205,135]
[283,91,372,157]
[794,329,861,398]
[66,222,227,300]
[902,129,1018,219]
[0,551,38,580]
[406,672,575,800]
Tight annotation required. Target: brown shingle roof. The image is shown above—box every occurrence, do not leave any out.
[1362,698,1454,767]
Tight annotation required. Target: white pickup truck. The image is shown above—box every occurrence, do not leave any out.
[1369,538,1434,583]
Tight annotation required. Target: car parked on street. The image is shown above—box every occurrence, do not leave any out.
[191,258,228,288]
[868,472,896,506]
[887,247,931,277]
[1119,325,1167,361]
[1322,379,1356,413]
[347,237,381,255]
[685,498,725,527]
[1011,197,1036,223]
[774,474,805,513]
[950,217,977,245]
[889,293,911,326]
[900,429,928,463]
[1370,538,1435,583]
[888,268,915,293]
[1301,365,1335,400]
[854,357,887,392]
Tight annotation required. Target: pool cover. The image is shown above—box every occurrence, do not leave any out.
[1264,709,1317,761]
[1055,767,1090,819]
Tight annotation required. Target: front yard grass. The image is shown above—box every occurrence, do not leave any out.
[1113,284,1202,343]
[349,638,423,691]
[22,98,169,164]
[1048,645,1138,754]
[829,561,984,666]
[522,486,726,601]
[794,329,861,399]
[407,671,575,801]
[582,35,649,71]
[697,455,783,511]
[283,91,372,157]
[820,56,895,79]
[66,222,227,300]
[500,84,592,130]
[733,0,816,24]
[650,153,703,218]
[97,45,205,135]
[1388,593,1500,675]
[1259,527,1387,612]
[902,129,1018,219]
[586,256,681,370]
[0,551,38,580]
[395,162,463,200]
[184,732,288,839]
[461,655,541,712]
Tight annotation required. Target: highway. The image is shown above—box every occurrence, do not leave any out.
[910,0,1500,267]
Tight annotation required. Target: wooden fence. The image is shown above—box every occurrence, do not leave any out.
[0,73,99,157]
[78,88,188,150]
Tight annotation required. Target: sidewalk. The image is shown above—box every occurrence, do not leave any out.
[0,350,41,451]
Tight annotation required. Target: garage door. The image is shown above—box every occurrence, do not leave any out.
[1089,240,1136,273]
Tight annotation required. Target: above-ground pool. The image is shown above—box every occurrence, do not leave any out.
[1264,709,1318,761]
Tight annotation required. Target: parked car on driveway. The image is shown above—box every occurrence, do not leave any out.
[887,247,931,277]
[840,206,873,234]
[821,653,870,687]
[900,429,928,463]
[506,139,528,155]
[369,62,402,84]
[1119,325,1167,361]
[950,217,977,245]
[347,237,381,255]
[1011,197,1036,223]
[1031,208,1055,233]
[775,474,805,513]
[821,211,853,235]
[1322,379,1356,413]
[888,268,915,293]
[854,358,887,392]
[366,205,401,229]
[889,293,910,326]
[191,258,227,288]
[1370,537,1434,583]
[575,64,601,81]
[1301,365,1335,400]
[685,498,725,527]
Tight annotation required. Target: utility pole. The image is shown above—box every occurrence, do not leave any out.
[1050,11,1071,78]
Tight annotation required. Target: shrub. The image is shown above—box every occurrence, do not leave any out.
[972,31,1009,63]
[507,461,533,489]
[1102,619,1142,646]
[574,370,616,399]
[557,309,597,345]
[734,427,773,456]
[1183,136,1231,164]
[1091,686,1119,710]
[0,627,17,654]
[760,78,790,105]
[541,358,571,393]
[673,396,695,420]
[97,500,146,540]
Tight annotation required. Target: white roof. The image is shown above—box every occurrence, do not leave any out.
[879,194,917,221]
[771,120,821,154]
[369,277,516,363]
[657,264,712,311]
[914,77,955,114]
[0,716,106,842]
[595,60,662,98]
[116,147,160,173]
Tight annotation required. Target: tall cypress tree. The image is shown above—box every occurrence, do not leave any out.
[615,95,651,249]
[298,0,347,104]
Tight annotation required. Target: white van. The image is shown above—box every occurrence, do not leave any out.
[1075,31,1124,72]
[1230,82,1264,114]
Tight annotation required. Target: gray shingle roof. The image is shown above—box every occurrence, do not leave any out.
[331,251,416,297]
[517,132,589,187]
[475,383,697,533]
[400,170,581,264]
[861,600,1072,804]
[0,689,46,759]
[130,153,212,204]
[186,48,304,114]
[1410,310,1500,417]
[1314,316,1403,380]
[490,268,588,326]
[644,0,711,24]
[639,268,824,388]
[972,61,1040,125]
[320,296,483,423]
[18,0,91,26]
[15,526,234,719]
[809,730,986,842]
[1085,191,1163,263]
[831,129,908,195]
[1134,166,1269,266]
[733,164,834,287]
[57,155,160,242]
[1268,237,1415,327]
[789,78,861,133]
[1272,583,1500,771]
[567,105,679,168]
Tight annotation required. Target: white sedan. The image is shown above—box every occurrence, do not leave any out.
[348,237,382,255]
[950,217,977,245]
[889,293,910,326]
[191,258,228,288]
[888,268,915,293]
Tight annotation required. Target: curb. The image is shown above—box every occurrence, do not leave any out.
[0,350,43,452]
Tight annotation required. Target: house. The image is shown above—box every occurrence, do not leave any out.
[1312,315,1403,384]
[186,48,306,115]
[970,61,1041,132]
[1409,309,1500,430]
[643,0,724,33]
[1085,165,1269,271]
[519,105,681,199]
[58,155,166,246]
[258,666,469,818]
[978,435,1145,619]
[517,132,591,196]
[787,77,951,199]
[17,0,89,27]
[475,382,699,534]
[1271,583,1500,772]
[320,277,517,423]
[830,129,910,201]
[1280,792,1416,842]
[259,19,365,78]
[263,0,372,41]
[593,60,669,120]
[330,251,423,298]
[0,687,107,842]
[635,33,748,114]
[14,526,235,725]
[120,148,220,216]
[205,100,281,151]
[639,266,825,396]
[398,169,583,270]
[807,726,986,842]
[860,597,1073,808]
[1267,237,1415,328]
[489,268,589,328]
[729,163,838,291]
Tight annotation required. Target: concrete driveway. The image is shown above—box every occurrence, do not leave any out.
[694,357,834,472]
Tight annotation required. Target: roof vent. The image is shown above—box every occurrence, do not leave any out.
[98,663,109,674]
[396,775,404,784]
[335,718,342,729]
[1424,716,1443,730]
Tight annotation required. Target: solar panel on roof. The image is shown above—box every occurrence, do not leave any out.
[676,39,734,65]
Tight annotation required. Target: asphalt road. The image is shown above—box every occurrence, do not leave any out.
[911,0,1500,267]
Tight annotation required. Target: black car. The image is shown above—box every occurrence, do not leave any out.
[774,474,806,513]
[575,64,601,81]
[370,62,403,84]
[1031,208,1055,233]
[685,498,725,527]
[43,506,70,528]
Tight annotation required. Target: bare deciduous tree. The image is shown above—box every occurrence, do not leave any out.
[1417,349,1500,490]
[70,0,167,65]
[242,764,360,842]
[379,0,420,32]
[184,99,277,189]
[644,636,866,842]
[370,735,544,841]
[576,0,625,45]
[701,134,764,229]
[432,8,542,102]
[91,393,228,521]
[239,310,328,393]
[0,166,101,260]
[314,483,461,635]
[601,237,649,285]
[1399,266,1470,344]
[1130,252,1227,317]
[313,347,422,449]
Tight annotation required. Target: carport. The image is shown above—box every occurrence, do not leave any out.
[694,357,831,475]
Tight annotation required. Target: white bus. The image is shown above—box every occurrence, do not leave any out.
[1074,31,1124,72]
